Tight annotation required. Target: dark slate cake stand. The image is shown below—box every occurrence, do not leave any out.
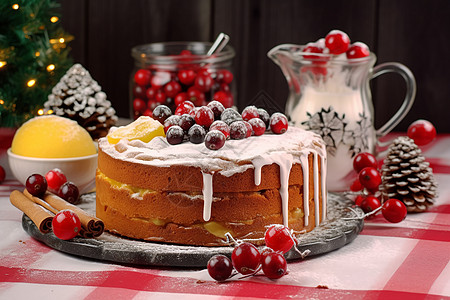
[22,193,364,268]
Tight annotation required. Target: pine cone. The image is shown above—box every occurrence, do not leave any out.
[380,136,438,212]
[44,64,118,140]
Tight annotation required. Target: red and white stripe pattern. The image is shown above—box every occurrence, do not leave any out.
[1,136,450,299]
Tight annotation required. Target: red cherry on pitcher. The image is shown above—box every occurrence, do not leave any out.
[265,225,295,254]
[134,69,151,86]
[382,198,407,223]
[346,42,370,59]
[407,119,437,146]
[325,30,350,55]
[52,209,81,240]
[45,168,67,193]
[358,167,382,191]
[353,152,378,173]
[231,242,261,275]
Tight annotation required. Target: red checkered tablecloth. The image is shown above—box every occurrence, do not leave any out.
[1,135,449,299]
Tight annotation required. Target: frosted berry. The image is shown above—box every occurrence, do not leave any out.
[242,106,259,121]
[248,118,266,136]
[134,69,151,86]
[302,43,328,64]
[52,209,81,240]
[207,255,233,281]
[133,98,147,114]
[58,181,80,204]
[177,69,196,85]
[346,42,370,59]
[231,242,261,275]
[261,252,288,279]
[221,108,242,125]
[164,81,182,98]
[152,105,172,124]
[230,121,248,140]
[166,126,184,145]
[216,69,233,84]
[358,167,382,191]
[243,121,252,138]
[175,100,195,116]
[360,195,381,214]
[205,130,226,150]
[210,120,230,139]
[179,114,195,132]
[257,108,270,129]
[194,106,215,128]
[353,152,378,173]
[194,73,213,92]
[407,119,436,146]
[207,100,225,120]
[270,113,288,134]
[26,174,47,197]
[188,124,206,144]
[45,168,67,193]
[0,165,5,183]
[264,225,295,254]
[382,198,407,223]
[163,115,181,133]
[325,30,350,55]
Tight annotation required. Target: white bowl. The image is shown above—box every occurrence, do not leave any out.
[7,149,98,194]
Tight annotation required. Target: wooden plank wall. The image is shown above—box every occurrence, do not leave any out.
[61,0,450,132]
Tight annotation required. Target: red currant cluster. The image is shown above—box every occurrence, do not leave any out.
[25,171,82,240]
[153,101,288,150]
[207,225,300,281]
[132,50,234,118]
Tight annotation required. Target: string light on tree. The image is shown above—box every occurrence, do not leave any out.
[47,64,55,72]
[12,4,19,10]
[27,79,36,87]
[50,16,59,23]
[0,61,6,68]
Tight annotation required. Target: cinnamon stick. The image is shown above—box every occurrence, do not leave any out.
[10,190,53,233]
[23,190,104,238]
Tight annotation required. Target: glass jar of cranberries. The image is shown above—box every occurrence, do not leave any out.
[130,42,235,119]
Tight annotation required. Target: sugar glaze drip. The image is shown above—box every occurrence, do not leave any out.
[201,172,213,221]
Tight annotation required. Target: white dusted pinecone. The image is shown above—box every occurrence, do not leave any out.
[380,136,438,212]
[44,64,118,139]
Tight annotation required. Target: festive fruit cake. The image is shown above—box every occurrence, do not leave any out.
[96,117,327,246]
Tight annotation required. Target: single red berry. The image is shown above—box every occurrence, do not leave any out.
[187,87,205,105]
[382,198,407,223]
[179,114,195,132]
[242,106,259,121]
[133,98,147,114]
[52,209,81,240]
[261,252,288,279]
[174,92,188,106]
[210,120,230,139]
[188,124,206,144]
[243,121,252,138]
[134,69,151,86]
[350,178,363,192]
[154,90,167,104]
[354,194,365,206]
[346,42,370,59]
[360,195,381,214]
[302,43,328,64]
[164,81,182,98]
[325,30,350,55]
[358,167,382,191]
[0,165,5,183]
[207,100,225,120]
[175,100,195,116]
[205,130,226,150]
[260,247,274,261]
[152,105,172,124]
[220,83,231,94]
[194,73,213,92]
[194,106,214,128]
[133,85,146,99]
[216,69,233,84]
[213,91,232,108]
[229,121,248,140]
[207,255,233,281]
[270,113,288,134]
[249,118,266,136]
[231,242,261,275]
[177,69,196,85]
[264,225,295,254]
[164,115,181,133]
[166,126,185,145]
[407,119,437,146]
[258,108,270,129]
[26,174,47,197]
[58,182,80,204]
[45,169,67,193]
[353,152,378,173]
[197,68,210,77]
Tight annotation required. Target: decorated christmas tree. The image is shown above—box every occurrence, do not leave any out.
[0,0,73,127]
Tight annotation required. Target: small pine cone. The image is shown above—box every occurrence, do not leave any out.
[44,64,118,140]
[380,136,438,212]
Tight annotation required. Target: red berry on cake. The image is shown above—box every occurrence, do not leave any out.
[382,198,407,223]
[134,69,151,86]
[231,242,261,275]
[360,195,381,214]
[166,126,185,145]
[264,224,295,254]
[152,105,172,124]
[243,121,252,138]
[346,42,370,59]
[52,209,81,240]
[358,167,382,191]
[325,30,350,55]
[163,115,181,133]
[175,100,195,116]
[207,100,225,120]
[58,181,80,204]
[210,120,230,139]
[257,108,270,129]
[242,105,259,121]
[407,119,436,146]
[248,118,266,136]
[353,152,378,173]
[221,108,243,125]
[261,252,288,279]
[205,130,226,150]
[207,255,233,281]
[26,174,47,197]
[270,113,288,134]
[177,69,196,86]
[229,121,248,140]
[188,124,207,144]
[45,168,67,193]
[195,106,215,128]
